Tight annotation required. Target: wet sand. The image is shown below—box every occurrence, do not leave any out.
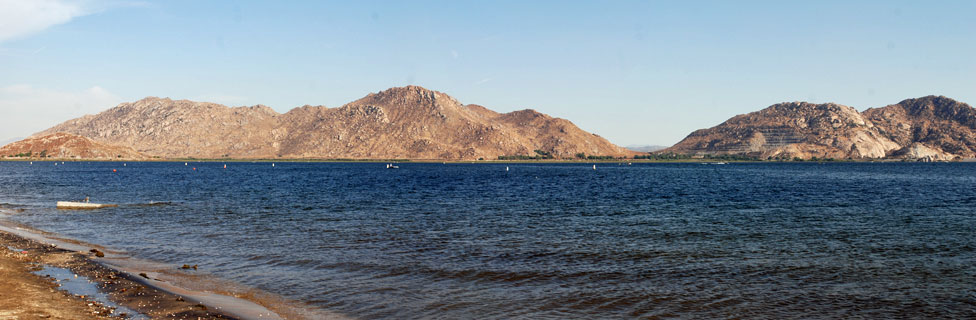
[0,243,105,319]
[0,230,237,319]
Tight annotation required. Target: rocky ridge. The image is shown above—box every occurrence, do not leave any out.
[34,86,632,160]
[664,95,976,161]
[0,132,148,159]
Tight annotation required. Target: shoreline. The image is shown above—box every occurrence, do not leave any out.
[1,157,972,163]
[0,221,338,320]
[0,227,234,319]
[0,235,109,319]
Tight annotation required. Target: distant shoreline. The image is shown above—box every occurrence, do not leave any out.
[1,158,972,163]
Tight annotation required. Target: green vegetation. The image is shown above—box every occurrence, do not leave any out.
[633,152,691,160]
[4,150,53,158]
[633,152,762,161]
[497,154,550,160]
[633,152,747,160]
[533,150,553,159]
[497,151,624,161]
[497,150,556,160]
[701,154,760,161]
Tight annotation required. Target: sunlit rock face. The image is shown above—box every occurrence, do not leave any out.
[35,86,633,160]
[0,132,147,159]
[665,96,976,161]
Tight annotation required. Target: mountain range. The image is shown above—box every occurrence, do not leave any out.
[3,88,974,162]
[25,86,632,160]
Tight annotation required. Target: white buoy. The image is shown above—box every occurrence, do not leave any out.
[123,163,126,167]
[185,162,188,166]
[593,164,596,170]
[29,162,32,165]
[506,166,509,172]
[272,163,275,167]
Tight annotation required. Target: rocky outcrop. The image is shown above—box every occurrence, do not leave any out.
[0,133,147,159]
[665,102,900,159]
[863,96,976,159]
[664,96,976,160]
[37,99,281,158]
[35,86,632,160]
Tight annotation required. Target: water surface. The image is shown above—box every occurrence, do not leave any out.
[1,162,974,318]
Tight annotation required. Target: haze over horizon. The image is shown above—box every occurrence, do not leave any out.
[1,0,974,147]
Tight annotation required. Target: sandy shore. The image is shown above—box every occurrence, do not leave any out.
[0,230,237,319]
[0,242,105,319]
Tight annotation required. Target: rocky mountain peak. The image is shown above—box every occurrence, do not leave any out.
[890,96,975,126]
[360,85,456,109]
[499,109,551,124]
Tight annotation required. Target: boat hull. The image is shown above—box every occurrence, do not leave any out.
[56,201,118,209]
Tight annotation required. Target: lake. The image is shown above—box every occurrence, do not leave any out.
[1,161,974,318]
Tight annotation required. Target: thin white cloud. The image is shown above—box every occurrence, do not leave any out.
[0,84,122,141]
[0,0,94,43]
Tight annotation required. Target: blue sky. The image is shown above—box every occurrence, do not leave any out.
[1,0,974,146]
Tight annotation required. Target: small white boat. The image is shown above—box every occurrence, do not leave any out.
[56,201,118,209]
[386,164,399,169]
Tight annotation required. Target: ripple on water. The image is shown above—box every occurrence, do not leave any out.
[1,162,975,318]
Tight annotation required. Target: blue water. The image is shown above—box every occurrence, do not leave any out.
[1,161,975,318]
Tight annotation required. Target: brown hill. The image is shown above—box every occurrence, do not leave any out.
[37,99,281,158]
[664,102,898,159]
[863,96,976,160]
[664,96,975,161]
[0,133,148,160]
[35,86,632,160]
